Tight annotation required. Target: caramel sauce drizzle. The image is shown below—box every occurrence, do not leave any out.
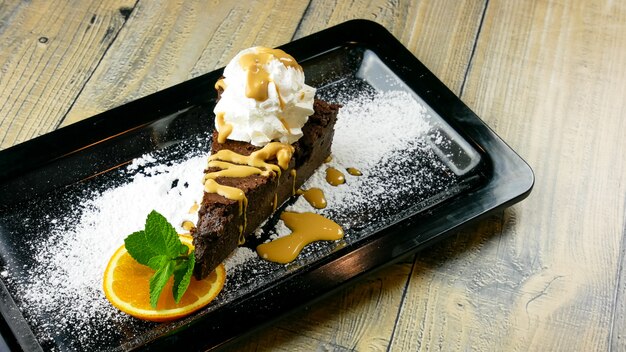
[325,167,345,186]
[209,142,294,176]
[256,212,344,264]
[209,49,345,261]
[276,85,286,110]
[215,78,226,91]
[203,142,295,244]
[239,47,302,102]
[249,142,294,170]
[279,116,291,134]
[217,47,299,143]
[238,225,245,245]
[204,179,247,215]
[290,169,297,195]
[204,178,249,242]
[204,160,273,181]
[216,112,233,143]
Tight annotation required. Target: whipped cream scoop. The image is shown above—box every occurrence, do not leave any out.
[213,47,316,146]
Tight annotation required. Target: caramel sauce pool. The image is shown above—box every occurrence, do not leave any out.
[299,188,327,209]
[325,167,345,186]
[181,220,195,231]
[346,167,362,176]
[256,212,344,264]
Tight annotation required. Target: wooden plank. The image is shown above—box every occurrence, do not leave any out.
[390,215,514,351]
[225,262,413,351]
[0,0,136,149]
[392,0,626,350]
[613,234,626,350]
[59,0,311,126]
[612,238,626,350]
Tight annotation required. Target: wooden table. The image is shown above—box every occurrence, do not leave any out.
[1,1,625,350]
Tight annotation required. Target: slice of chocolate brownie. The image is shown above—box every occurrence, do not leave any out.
[192,99,339,279]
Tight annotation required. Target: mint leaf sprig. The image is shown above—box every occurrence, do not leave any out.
[124,210,195,308]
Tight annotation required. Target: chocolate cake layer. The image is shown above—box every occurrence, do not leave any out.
[193,99,340,279]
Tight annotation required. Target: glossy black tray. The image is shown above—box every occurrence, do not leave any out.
[0,20,533,351]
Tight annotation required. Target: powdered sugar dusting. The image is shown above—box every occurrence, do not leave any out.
[224,248,256,271]
[1,84,468,350]
[5,152,209,349]
[275,90,439,239]
[332,90,429,171]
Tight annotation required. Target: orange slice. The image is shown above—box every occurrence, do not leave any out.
[103,235,226,322]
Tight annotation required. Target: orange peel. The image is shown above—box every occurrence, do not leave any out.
[103,235,225,322]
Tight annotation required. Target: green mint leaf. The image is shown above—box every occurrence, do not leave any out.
[123,210,197,309]
[149,261,174,308]
[145,210,182,258]
[124,230,157,266]
[147,255,169,271]
[172,250,195,303]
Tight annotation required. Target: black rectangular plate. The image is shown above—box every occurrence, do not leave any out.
[0,19,533,351]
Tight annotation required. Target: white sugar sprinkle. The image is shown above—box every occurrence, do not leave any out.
[224,247,256,271]
[11,154,209,347]
[277,90,433,238]
[6,88,449,350]
[332,90,429,170]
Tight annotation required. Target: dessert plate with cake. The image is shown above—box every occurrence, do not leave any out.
[0,20,533,351]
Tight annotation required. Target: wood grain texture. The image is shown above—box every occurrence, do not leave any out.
[0,0,136,150]
[1,0,626,351]
[60,0,311,126]
[613,233,626,350]
[391,0,626,351]
[225,261,414,352]
[293,0,488,94]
